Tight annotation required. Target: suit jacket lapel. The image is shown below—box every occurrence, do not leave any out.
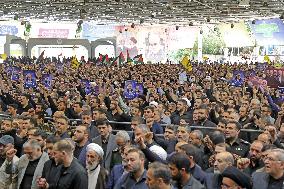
[17,156,29,189]
[105,134,115,159]
[32,152,49,187]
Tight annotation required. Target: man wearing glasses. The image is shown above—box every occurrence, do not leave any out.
[252,148,284,189]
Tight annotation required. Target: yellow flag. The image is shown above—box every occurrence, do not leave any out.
[264,55,271,64]
[181,56,192,72]
[71,57,80,69]
[0,53,7,60]
[274,62,283,69]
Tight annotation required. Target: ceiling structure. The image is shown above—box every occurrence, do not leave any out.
[0,0,283,25]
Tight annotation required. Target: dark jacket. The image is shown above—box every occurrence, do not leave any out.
[170,111,193,125]
[151,122,164,134]
[252,171,270,189]
[41,158,62,189]
[114,170,147,189]
[174,175,204,189]
[54,159,88,189]
[92,134,117,171]
[88,122,100,140]
[154,136,176,154]
[78,141,90,168]
[94,166,108,189]
[190,164,206,184]
[106,164,124,189]
[204,173,222,189]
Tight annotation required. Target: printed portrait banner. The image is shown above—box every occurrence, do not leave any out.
[230,70,244,87]
[255,63,268,71]
[42,74,52,89]
[5,66,13,76]
[124,80,137,100]
[23,70,37,89]
[81,79,92,95]
[265,68,284,88]
[135,83,144,96]
[11,67,21,81]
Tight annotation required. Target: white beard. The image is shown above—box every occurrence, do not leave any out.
[86,161,99,171]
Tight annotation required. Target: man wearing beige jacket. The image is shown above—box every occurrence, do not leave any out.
[0,139,49,189]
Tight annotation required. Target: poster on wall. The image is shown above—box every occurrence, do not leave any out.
[250,18,284,46]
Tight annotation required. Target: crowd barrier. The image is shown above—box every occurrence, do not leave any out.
[0,114,263,142]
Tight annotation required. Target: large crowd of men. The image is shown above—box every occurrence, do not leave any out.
[0,56,283,189]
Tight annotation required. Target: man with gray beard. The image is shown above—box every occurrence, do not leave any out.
[205,152,234,189]
[86,143,107,189]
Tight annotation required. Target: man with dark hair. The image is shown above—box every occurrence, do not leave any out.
[108,98,131,130]
[168,152,204,189]
[143,106,163,134]
[225,121,250,157]
[17,93,35,115]
[170,99,193,125]
[179,144,206,184]
[7,104,18,117]
[37,139,88,189]
[73,124,90,167]
[92,119,117,171]
[35,103,45,114]
[81,110,100,140]
[131,116,144,130]
[198,104,217,127]
[114,148,147,189]
[54,116,70,139]
[237,140,264,175]
[38,135,61,189]
[28,129,48,150]
[146,162,173,189]
[72,101,83,119]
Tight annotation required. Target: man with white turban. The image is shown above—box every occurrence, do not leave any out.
[86,143,108,189]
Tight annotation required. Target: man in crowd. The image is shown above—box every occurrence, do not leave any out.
[93,119,117,171]
[86,143,108,189]
[168,152,204,189]
[2,139,49,189]
[37,139,88,189]
[225,121,250,157]
[252,148,284,189]
[171,99,193,125]
[73,124,90,167]
[114,148,147,189]
[54,116,70,139]
[221,166,252,189]
[146,162,174,189]
[39,135,61,189]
